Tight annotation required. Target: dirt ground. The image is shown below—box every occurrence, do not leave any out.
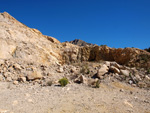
[0,78,150,113]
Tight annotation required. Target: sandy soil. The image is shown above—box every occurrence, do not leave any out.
[0,78,150,113]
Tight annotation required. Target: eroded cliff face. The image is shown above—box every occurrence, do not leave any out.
[62,43,150,69]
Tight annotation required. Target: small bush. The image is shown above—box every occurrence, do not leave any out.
[87,68,90,74]
[94,80,100,88]
[80,64,90,74]
[59,78,69,87]
[147,69,150,74]
[139,54,149,62]
[80,66,86,74]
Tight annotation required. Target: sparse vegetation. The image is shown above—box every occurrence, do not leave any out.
[59,78,69,87]
[94,80,100,88]
[129,72,132,77]
[80,64,90,74]
[147,69,150,74]
[80,66,86,74]
[139,54,149,62]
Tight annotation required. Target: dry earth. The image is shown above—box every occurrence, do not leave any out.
[0,78,150,113]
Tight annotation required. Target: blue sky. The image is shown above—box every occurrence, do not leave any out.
[1,0,150,49]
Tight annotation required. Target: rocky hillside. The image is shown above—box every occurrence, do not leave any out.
[0,12,62,65]
[1,12,150,69]
[0,12,150,89]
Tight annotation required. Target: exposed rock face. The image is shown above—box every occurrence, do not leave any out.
[0,12,62,65]
[62,44,150,69]
[96,64,109,78]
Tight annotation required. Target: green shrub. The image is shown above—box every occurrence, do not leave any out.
[59,78,69,87]
[94,80,100,88]
[80,64,90,74]
[139,54,149,62]
[147,69,150,74]
[86,68,90,74]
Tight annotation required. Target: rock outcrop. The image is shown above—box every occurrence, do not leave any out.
[62,43,150,69]
[0,12,62,65]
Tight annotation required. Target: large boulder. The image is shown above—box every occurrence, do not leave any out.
[109,66,120,74]
[96,64,109,78]
[120,69,130,77]
[74,75,87,84]
[27,71,43,80]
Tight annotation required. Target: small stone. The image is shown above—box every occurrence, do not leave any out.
[138,82,146,88]
[120,89,124,92]
[109,66,120,74]
[135,74,142,81]
[130,91,133,94]
[132,84,136,87]
[70,67,76,73]
[0,109,8,113]
[74,75,87,84]
[13,63,22,70]
[129,80,133,84]
[27,71,43,80]
[28,99,33,103]
[120,70,130,76]
[57,67,64,73]
[0,59,4,64]
[144,100,149,103]
[6,77,12,82]
[105,61,110,67]
[0,74,4,81]
[25,93,30,97]
[99,76,104,80]
[110,62,122,69]
[145,76,150,81]
[13,81,19,85]
[12,100,18,106]
[20,77,26,82]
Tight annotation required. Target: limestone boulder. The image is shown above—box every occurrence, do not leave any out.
[57,67,64,73]
[109,66,120,74]
[120,70,130,77]
[96,64,109,78]
[27,71,43,80]
[74,75,87,84]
